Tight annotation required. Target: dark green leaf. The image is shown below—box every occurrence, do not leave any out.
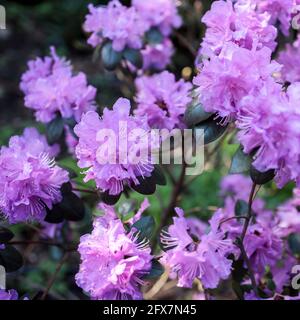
[64,116,77,128]
[194,117,228,145]
[145,28,164,44]
[235,200,248,217]
[143,260,164,279]
[60,192,85,221]
[184,102,213,128]
[250,166,275,185]
[131,216,155,240]
[288,233,300,256]
[131,175,156,195]
[229,146,252,174]
[152,165,167,186]
[101,191,121,206]
[101,41,122,70]
[0,245,23,272]
[45,205,64,224]
[46,116,64,145]
[0,227,14,243]
[123,48,143,69]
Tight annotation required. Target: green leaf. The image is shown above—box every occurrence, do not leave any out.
[194,117,228,145]
[0,227,14,243]
[235,200,248,217]
[101,41,122,71]
[143,260,164,280]
[152,165,167,186]
[123,48,143,69]
[288,233,300,256]
[131,175,157,195]
[46,116,64,144]
[0,245,23,272]
[250,166,275,185]
[145,28,164,44]
[229,146,252,174]
[45,206,64,224]
[131,216,155,240]
[184,102,213,128]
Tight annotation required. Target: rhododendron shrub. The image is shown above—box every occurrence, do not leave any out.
[1,0,300,301]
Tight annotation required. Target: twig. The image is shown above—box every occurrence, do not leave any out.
[173,31,197,58]
[41,252,70,300]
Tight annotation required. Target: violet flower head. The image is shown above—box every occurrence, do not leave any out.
[75,205,153,300]
[0,289,19,300]
[200,0,277,58]
[74,98,156,196]
[160,208,234,289]
[83,1,148,51]
[20,47,97,123]
[0,128,69,224]
[142,39,174,71]
[194,43,281,122]
[278,35,300,83]
[132,0,182,36]
[135,71,192,130]
[237,81,300,188]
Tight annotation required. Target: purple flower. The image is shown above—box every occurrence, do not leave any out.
[83,1,148,51]
[200,0,277,58]
[237,81,300,188]
[0,128,69,224]
[256,0,295,36]
[278,35,300,83]
[135,71,192,130]
[75,205,153,300]
[244,223,283,275]
[160,208,234,289]
[132,0,182,36]
[20,47,96,123]
[193,43,281,122]
[0,289,19,300]
[74,98,156,196]
[142,39,174,71]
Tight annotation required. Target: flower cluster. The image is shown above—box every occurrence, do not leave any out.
[74,98,156,196]
[20,47,96,123]
[278,35,300,83]
[216,175,298,294]
[75,203,153,300]
[194,0,300,188]
[200,0,277,58]
[0,289,20,300]
[0,128,69,223]
[84,0,181,70]
[160,208,234,289]
[135,71,192,130]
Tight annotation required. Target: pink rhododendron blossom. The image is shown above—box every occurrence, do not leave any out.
[132,0,182,36]
[237,81,300,188]
[20,47,96,123]
[0,289,20,300]
[0,128,69,223]
[83,1,147,51]
[74,98,156,196]
[160,208,234,289]
[135,71,192,130]
[200,0,277,58]
[75,204,153,300]
[194,43,281,122]
[142,39,174,71]
[278,35,300,83]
